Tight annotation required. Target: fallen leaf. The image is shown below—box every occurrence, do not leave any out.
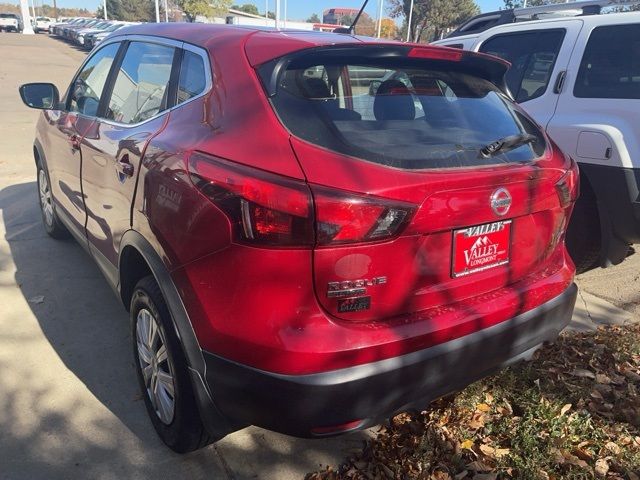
[461,439,474,450]
[596,373,612,384]
[494,448,510,459]
[479,444,495,457]
[605,442,621,456]
[560,403,572,416]
[594,458,609,477]
[472,474,496,480]
[571,368,596,379]
[476,403,491,413]
[455,471,469,480]
[468,412,486,430]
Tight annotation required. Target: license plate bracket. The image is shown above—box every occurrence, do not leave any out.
[452,220,512,278]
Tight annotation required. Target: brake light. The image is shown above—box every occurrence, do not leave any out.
[556,157,580,208]
[188,152,416,247]
[188,152,314,246]
[408,47,464,62]
[312,185,415,246]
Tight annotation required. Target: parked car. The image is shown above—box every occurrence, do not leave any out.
[19,24,578,452]
[433,0,640,273]
[73,20,111,46]
[50,17,80,36]
[85,22,128,49]
[0,13,20,32]
[34,16,52,33]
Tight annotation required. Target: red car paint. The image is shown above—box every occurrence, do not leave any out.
[35,24,577,382]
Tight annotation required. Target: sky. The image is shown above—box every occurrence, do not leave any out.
[56,0,506,20]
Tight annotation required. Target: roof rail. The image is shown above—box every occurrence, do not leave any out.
[446,0,639,38]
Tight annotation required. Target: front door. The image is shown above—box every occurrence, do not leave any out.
[45,42,121,235]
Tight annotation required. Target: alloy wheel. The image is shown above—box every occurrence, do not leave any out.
[136,308,176,425]
[38,169,54,227]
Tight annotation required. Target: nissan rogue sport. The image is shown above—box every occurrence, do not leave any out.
[19,23,578,453]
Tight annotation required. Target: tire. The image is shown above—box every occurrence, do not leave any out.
[565,181,601,274]
[36,160,69,239]
[131,275,214,453]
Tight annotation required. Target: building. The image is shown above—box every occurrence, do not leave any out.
[322,7,370,26]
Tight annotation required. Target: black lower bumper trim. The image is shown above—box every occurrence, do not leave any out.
[204,284,577,438]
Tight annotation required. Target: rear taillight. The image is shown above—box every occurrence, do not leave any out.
[188,152,415,247]
[556,157,580,208]
[188,152,314,246]
[311,185,415,246]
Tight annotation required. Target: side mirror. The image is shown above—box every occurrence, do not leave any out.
[369,80,382,96]
[19,83,60,110]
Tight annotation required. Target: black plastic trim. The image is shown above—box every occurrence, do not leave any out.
[203,283,577,438]
[579,164,640,266]
[117,230,235,440]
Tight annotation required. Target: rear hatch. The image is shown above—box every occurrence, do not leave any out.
[257,44,574,322]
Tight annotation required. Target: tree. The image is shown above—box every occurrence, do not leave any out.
[306,13,321,23]
[380,18,399,39]
[389,0,479,42]
[503,0,545,8]
[96,0,158,21]
[176,0,231,21]
[231,3,259,15]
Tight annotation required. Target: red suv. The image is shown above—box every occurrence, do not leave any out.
[19,24,578,452]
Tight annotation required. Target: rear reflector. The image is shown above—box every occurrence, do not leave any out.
[188,152,416,247]
[408,47,464,62]
[555,157,580,208]
[310,419,364,436]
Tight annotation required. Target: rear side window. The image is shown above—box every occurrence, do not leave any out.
[480,29,565,103]
[68,42,120,116]
[177,50,207,104]
[259,51,545,170]
[575,24,640,99]
[105,41,176,124]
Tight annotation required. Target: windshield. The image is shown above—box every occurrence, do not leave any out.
[0,14,18,18]
[259,53,546,170]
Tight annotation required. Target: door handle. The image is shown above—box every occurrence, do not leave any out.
[553,70,567,94]
[69,134,81,151]
[115,155,134,178]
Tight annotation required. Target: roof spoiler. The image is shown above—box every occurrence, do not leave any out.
[258,44,513,99]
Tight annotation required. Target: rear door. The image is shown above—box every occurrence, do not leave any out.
[475,20,583,128]
[81,39,178,281]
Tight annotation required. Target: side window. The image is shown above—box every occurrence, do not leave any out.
[68,42,120,116]
[177,50,207,104]
[575,24,640,99]
[479,29,565,103]
[105,42,176,125]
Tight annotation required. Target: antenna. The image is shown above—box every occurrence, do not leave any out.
[333,0,370,34]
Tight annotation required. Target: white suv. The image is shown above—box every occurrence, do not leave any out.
[434,1,640,272]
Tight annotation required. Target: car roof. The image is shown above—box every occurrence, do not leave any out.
[110,23,508,67]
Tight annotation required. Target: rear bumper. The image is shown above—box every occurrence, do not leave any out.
[204,283,577,438]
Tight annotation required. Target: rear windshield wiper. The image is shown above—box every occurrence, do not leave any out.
[479,133,537,158]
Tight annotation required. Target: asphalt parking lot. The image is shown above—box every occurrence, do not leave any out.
[0,33,638,480]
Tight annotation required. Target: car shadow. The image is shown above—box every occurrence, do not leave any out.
[0,181,372,479]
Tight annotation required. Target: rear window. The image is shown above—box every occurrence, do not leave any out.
[0,14,18,18]
[259,50,545,170]
[574,24,640,99]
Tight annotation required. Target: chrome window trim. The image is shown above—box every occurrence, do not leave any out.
[72,34,213,129]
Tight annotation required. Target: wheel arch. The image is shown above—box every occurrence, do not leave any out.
[118,230,235,439]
